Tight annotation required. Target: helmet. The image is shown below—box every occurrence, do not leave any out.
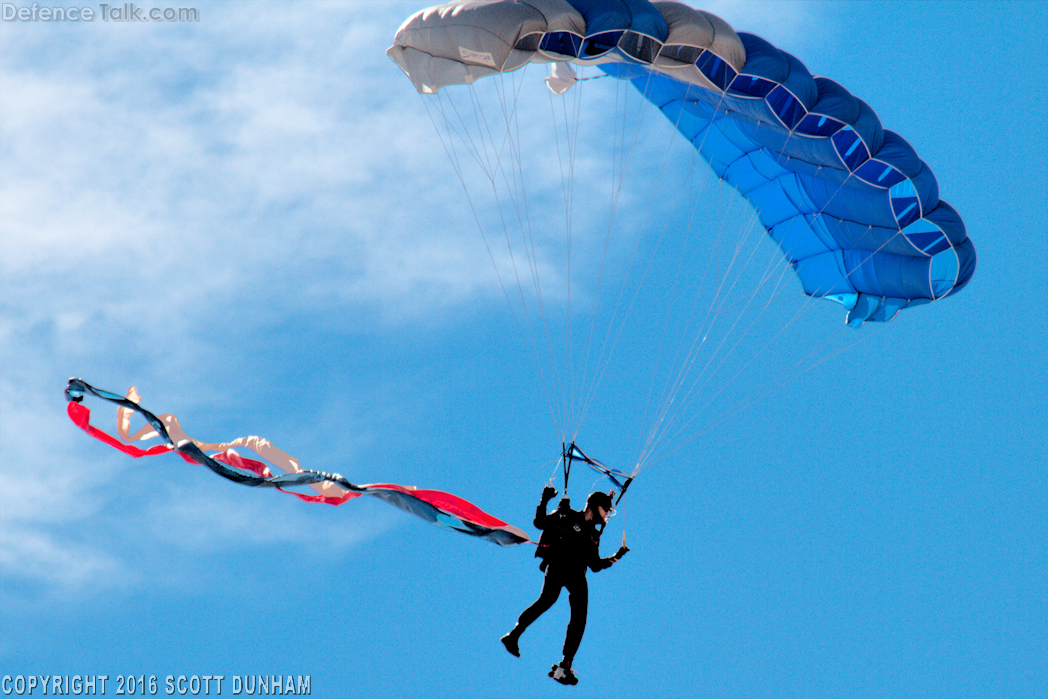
[585,490,613,512]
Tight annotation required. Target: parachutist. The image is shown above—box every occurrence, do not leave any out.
[500,488,629,683]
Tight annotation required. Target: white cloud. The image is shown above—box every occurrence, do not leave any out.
[0,3,504,345]
[0,525,135,592]
[1,5,463,602]
[143,485,394,554]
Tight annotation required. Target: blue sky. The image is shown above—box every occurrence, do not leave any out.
[1,1,1045,697]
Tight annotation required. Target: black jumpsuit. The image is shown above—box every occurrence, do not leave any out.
[512,497,617,665]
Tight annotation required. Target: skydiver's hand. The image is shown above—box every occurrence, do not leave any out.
[542,485,558,502]
[614,545,629,561]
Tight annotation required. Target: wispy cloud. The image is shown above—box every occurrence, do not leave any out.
[0,4,474,602]
[0,4,503,343]
[0,526,134,598]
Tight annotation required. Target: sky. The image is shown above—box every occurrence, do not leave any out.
[1,1,1046,697]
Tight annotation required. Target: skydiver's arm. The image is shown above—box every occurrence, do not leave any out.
[589,544,630,573]
[534,503,550,529]
[533,485,557,529]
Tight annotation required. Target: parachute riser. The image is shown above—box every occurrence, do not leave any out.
[615,475,634,506]
[561,440,571,498]
[560,441,635,522]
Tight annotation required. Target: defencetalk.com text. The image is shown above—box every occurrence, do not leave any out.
[2,3,199,22]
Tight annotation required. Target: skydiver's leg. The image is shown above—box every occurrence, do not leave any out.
[513,568,563,634]
[503,568,563,655]
[560,573,589,667]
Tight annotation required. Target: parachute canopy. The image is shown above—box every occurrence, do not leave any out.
[388,0,975,326]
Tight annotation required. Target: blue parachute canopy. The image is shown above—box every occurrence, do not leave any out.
[388,0,976,326]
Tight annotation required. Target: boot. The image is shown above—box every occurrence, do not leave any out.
[549,662,578,685]
[500,632,520,657]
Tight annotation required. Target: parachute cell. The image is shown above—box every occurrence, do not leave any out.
[388,0,976,327]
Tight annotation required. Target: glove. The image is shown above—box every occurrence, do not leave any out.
[614,545,630,560]
[541,485,558,503]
